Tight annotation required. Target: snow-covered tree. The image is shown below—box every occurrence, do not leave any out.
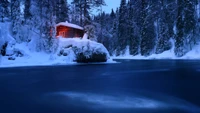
[175,0,185,57]
[31,0,58,52]
[127,0,140,55]
[140,0,156,56]
[55,0,69,23]
[84,25,97,41]
[24,0,32,21]
[156,0,176,54]
[109,9,118,55]
[10,0,23,43]
[184,0,198,49]
[116,0,128,55]
[71,0,105,26]
[69,3,80,24]
[0,0,9,22]
[175,0,197,57]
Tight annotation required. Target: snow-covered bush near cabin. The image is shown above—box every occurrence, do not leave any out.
[84,25,97,41]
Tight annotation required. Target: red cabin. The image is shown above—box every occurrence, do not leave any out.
[56,22,84,38]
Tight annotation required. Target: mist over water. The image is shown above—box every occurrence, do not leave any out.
[43,91,200,113]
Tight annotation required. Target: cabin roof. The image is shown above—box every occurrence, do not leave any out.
[56,21,84,30]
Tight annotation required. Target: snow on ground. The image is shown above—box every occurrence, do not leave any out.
[112,49,200,60]
[112,43,200,60]
[112,44,176,60]
[0,42,65,67]
[181,44,200,59]
[0,37,113,68]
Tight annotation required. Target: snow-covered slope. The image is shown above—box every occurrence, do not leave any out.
[181,44,200,59]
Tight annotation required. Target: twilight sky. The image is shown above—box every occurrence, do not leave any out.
[102,0,121,13]
[68,0,121,14]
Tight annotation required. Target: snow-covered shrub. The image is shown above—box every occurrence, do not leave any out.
[5,43,24,57]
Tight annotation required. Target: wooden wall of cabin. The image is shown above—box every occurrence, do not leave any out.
[56,26,84,38]
[74,29,84,37]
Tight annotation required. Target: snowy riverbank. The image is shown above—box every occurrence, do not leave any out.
[112,43,200,60]
[0,38,113,68]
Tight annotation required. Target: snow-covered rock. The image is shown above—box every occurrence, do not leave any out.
[57,37,111,63]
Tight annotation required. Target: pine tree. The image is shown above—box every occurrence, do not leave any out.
[127,0,140,55]
[24,0,32,21]
[110,9,116,19]
[140,0,156,56]
[42,0,57,53]
[70,3,80,24]
[55,0,69,23]
[156,0,172,54]
[175,0,185,57]
[175,0,197,57]
[0,0,9,22]
[72,0,105,26]
[10,0,22,42]
[110,8,119,55]
[117,0,128,55]
[32,0,58,52]
[184,0,197,49]
[71,0,83,26]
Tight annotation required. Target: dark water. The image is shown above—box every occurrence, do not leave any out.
[0,60,200,113]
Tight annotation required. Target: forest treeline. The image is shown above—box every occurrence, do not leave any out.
[0,0,200,57]
[96,0,200,57]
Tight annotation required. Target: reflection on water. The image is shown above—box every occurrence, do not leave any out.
[44,92,200,113]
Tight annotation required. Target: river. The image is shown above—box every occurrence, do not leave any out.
[0,60,200,113]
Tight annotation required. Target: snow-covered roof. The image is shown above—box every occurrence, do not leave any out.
[56,21,84,30]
